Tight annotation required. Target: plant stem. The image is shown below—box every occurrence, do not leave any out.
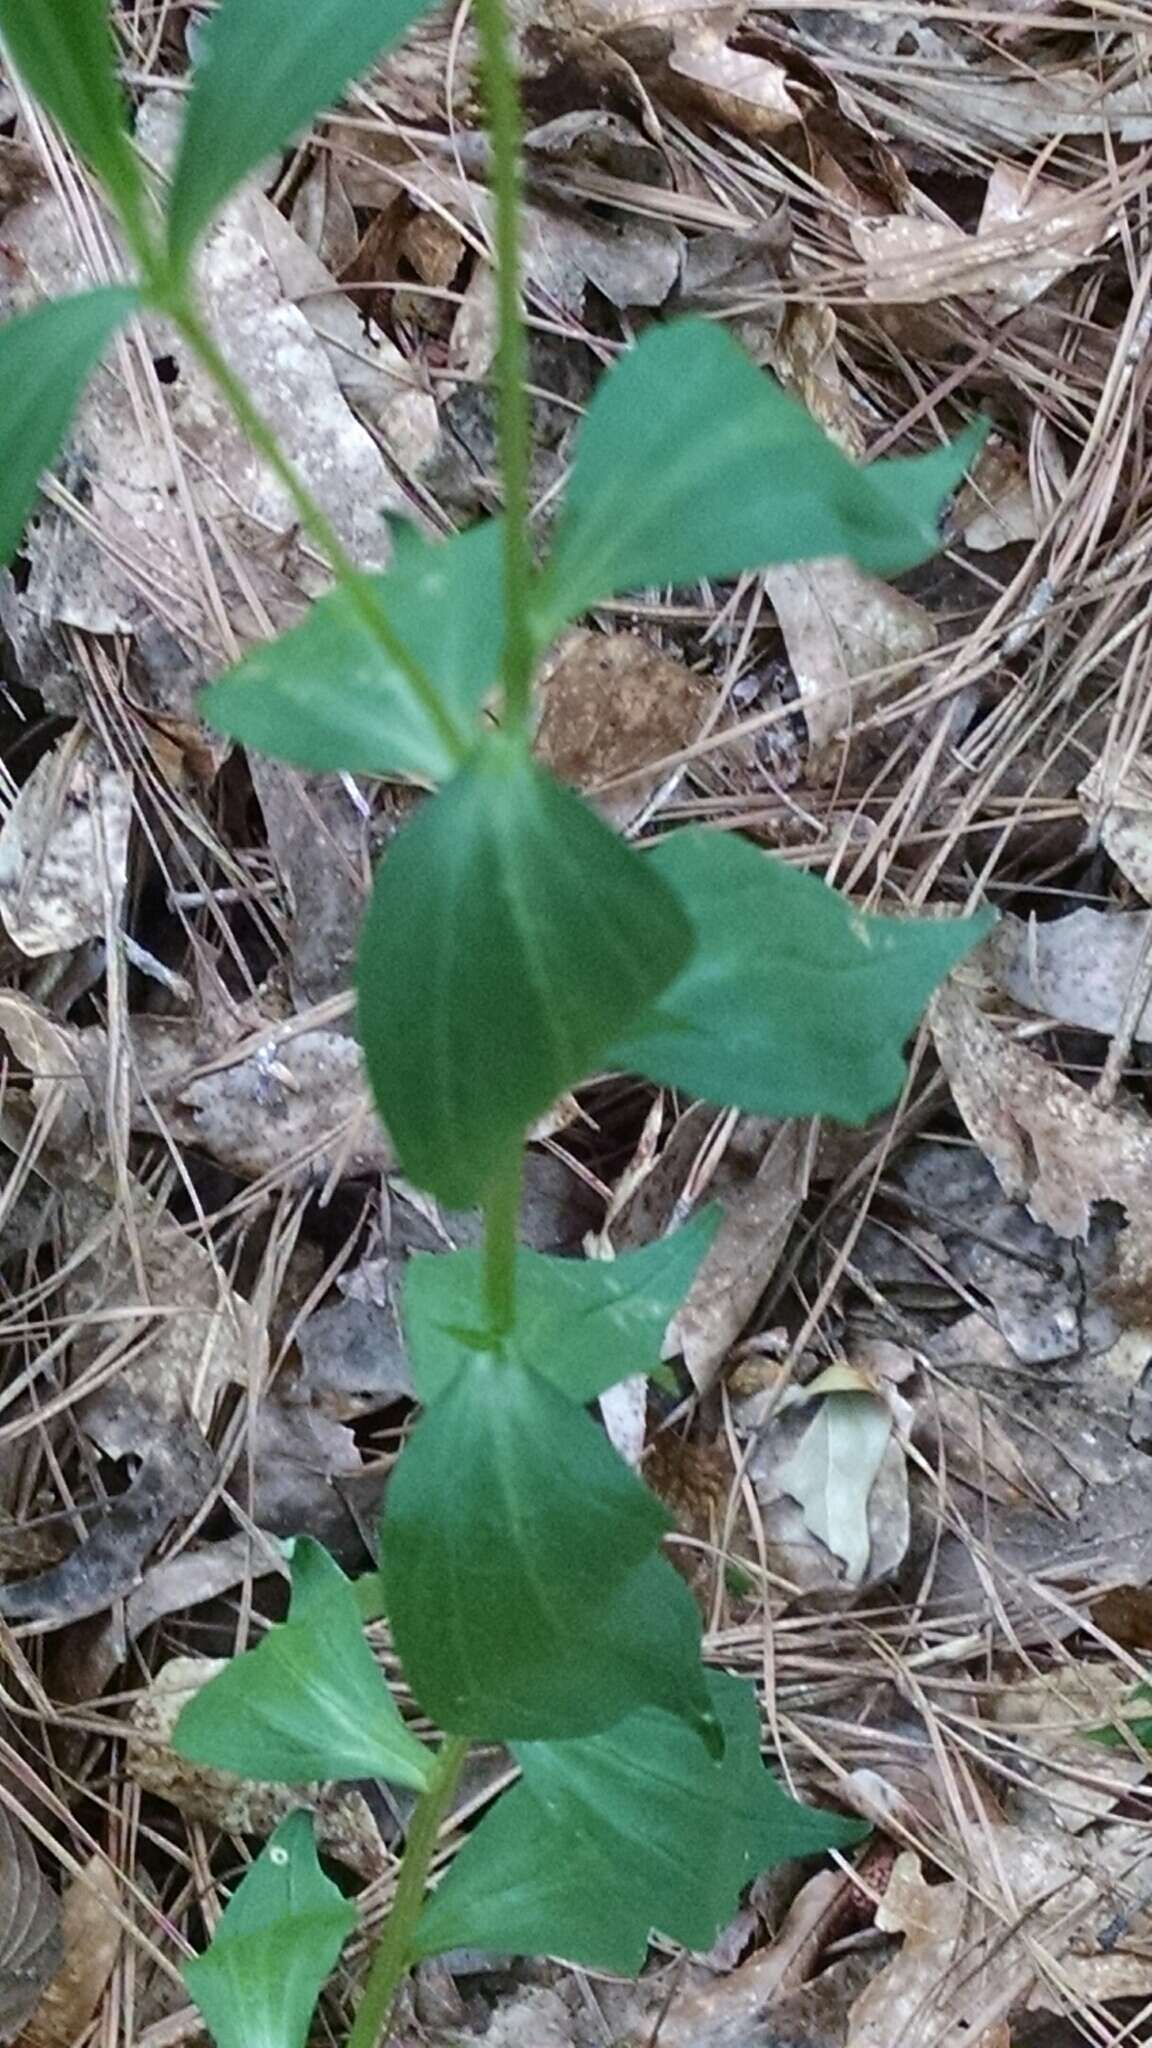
[471,0,536,733]
[159,295,468,769]
[483,1149,524,1339]
[346,1734,470,2048]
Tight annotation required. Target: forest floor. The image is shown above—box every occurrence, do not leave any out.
[3,4,1152,2046]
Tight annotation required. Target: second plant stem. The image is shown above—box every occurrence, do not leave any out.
[346,1734,471,2048]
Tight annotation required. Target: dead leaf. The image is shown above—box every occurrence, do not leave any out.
[990,908,1152,1041]
[986,1664,1148,1831]
[665,1120,810,1393]
[0,731,131,958]
[850,166,1108,311]
[0,1809,60,2044]
[667,30,804,137]
[764,558,935,776]
[956,440,1043,552]
[1080,752,1152,902]
[776,1371,896,1586]
[0,995,102,1168]
[653,1869,852,2048]
[128,1658,387,1879]
[930,978,1152,1310]
[18,1854,120,2048]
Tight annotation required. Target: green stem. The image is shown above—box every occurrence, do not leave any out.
[159,295,467,770]
[346,1735,470,2048]
[472,0,536,733]
[483,1149,523,1339]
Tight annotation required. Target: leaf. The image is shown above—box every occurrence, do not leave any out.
[0,288,137,571]
[380,1354,714,1741]
[414,1671,865,1972]
[200,520,504,782]
[608,830,992,1122]
[173,1538,431,1790]
[183,1812,355,2048]
[167,0,439,267]
[0,728,133,957]
[777,1383,894,1586]
[357,735,692,1207]
[21,1853,120,2048]
[0,1806,62,2040]
[403,1210,719,1405]
[0,0,147,241]
[536,318,983,632]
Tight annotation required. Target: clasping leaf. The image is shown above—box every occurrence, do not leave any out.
[414,1671,866,1973]
[173,1537,431,1790]
[184,1812,355,2048]
[536,317,983,635]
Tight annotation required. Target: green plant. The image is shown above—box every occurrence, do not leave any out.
[0,1,992,2041]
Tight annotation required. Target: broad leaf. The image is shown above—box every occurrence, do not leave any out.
[184,1812,355,2048]
[200,520,503,782]
[403,1210,718,1406]
[167,0,438,267]
[173,1538,430,1790]
[415,1671,866,1972]
[381,1355,713,1741]
[0,0,148,243]
[609,830,993,1122]
[0,289,137,570]
[357,735,691,1207]
[536,318,983,632]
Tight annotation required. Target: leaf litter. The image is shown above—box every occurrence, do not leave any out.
[5,1,1152,2044]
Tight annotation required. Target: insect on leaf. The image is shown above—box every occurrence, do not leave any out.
[167,0,441,267]
[403,1209,719,1406]
[536,318,983,634]
[184,1812,355,2048]
[0,289,137,571]
[415,1670,866,1972]
[357,734,692,1208]
[0,0,148,244]
[608,829,993,1123]
[380,1355,714,1743]
[200,520,503,782]
[173,1537,431,1789]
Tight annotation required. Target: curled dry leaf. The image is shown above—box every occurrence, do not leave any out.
[763,558,935,778]
[0,731,132,959]
[775,1366,897,1587]
[667,30,804,138]
[956,440,1043,552]
[128,1658,387,1879]
[0,1807,61,2044]
[990,908,1152,1042]
[0,995,103,1170]
[18,1854,120,2048]
[930,979,1152,1312]
[744,1363,910,1595]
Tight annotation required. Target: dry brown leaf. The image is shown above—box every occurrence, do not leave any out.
[0,731,131,958]
[956,440,1042,552]
[851,167,1107,310]
[986,1665,1147,1832]
[534,629,710,828]
[744,1368,910,1597]
[1080,752,1152,902]
[653,1869,850,2048]
[0,1809,60,2045]
[666,1120,809,1392]
[763,558,934,777]
[0,995,102,1168]
[128,1658,387,1878]
[18,1855,120,2048]
[930,978,1152,1311]
[990,908,1152,1041]
[667,29,803,137]
[773,304,863,458]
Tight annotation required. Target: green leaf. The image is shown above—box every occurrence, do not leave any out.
[200,520,504,782]
[404,1210,718,1406]
[357,735,692,1207]
[609,830,993,1122]
[184,1812,355,2048]
[381,1355,713,1741]
[167,0,438,268]
[0,288,137,570]
[415,1671,866,1972]
[536,318,983,631]
[0,0,148,243]
[1087,1685,1152,1750]
[173,1537,430,1790]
